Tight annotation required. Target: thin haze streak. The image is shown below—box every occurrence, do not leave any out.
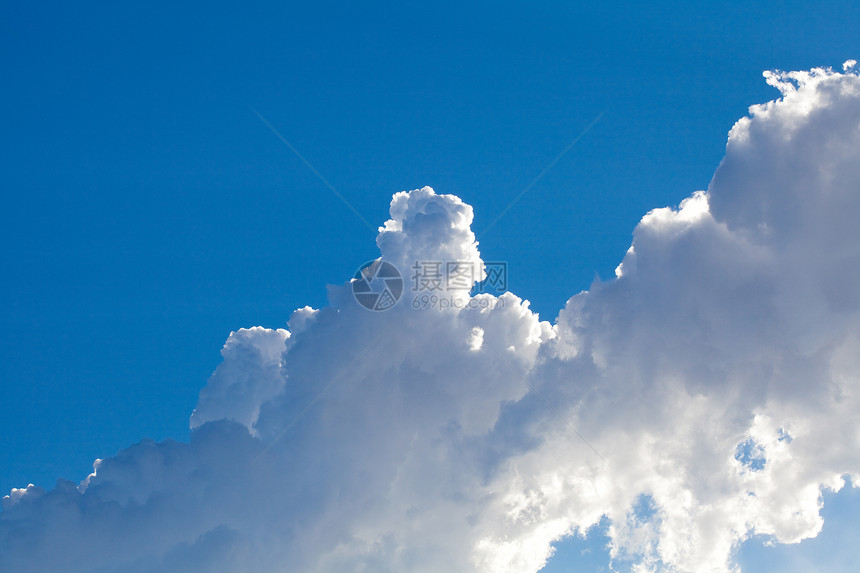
[255,341,379,459]
[479,111,606,238]
[251,107,375,231]
[254,367,349,460]
[484,339,606,462]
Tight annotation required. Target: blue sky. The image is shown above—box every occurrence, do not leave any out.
[2,2,859,572]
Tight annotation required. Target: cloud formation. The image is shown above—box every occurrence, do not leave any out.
[3,63,860,573]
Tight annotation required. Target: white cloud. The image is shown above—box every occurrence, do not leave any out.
[2,63,859,573]
[190,326,289,433]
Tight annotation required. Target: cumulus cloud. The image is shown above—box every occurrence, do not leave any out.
[190,326,290,433]
[2,63,860,573]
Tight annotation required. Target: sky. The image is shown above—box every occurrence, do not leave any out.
[2,2,860,572]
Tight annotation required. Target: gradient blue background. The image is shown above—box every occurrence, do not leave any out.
[2,1,858,569]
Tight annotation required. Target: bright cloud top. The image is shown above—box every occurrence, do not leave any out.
[2,63,859,573]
